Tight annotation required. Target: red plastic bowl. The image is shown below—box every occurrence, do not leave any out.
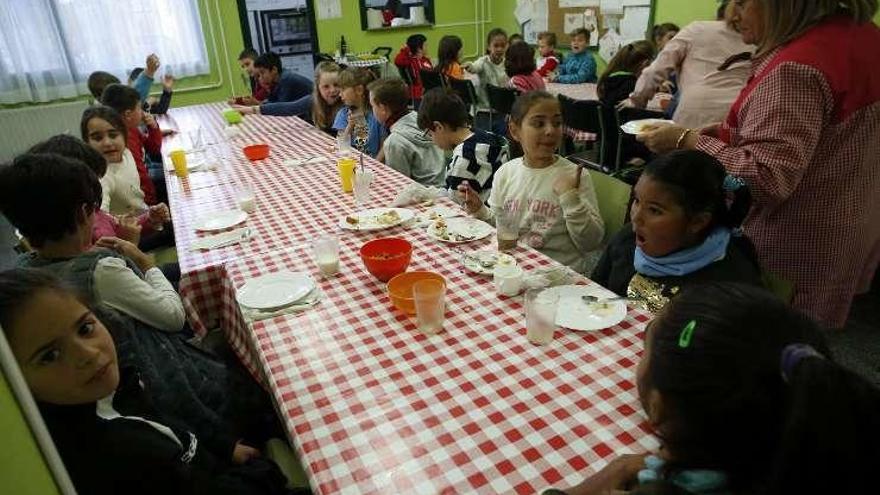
[243,144,270,161]
[360,237,412,282]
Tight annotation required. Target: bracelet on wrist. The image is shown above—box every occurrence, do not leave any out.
[676,128,693,149]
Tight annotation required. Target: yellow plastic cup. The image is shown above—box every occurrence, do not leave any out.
[170,149,188,178]
[337,157,356,193]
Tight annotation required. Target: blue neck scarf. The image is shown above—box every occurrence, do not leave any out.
[638,455,729,494]
[634,227,732,278]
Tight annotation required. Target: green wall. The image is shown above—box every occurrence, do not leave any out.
[3,0,879,109]
[0,371,59,495]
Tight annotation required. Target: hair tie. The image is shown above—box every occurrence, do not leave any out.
[678,320,697,348]
[723,175,746,192]
[780,343,824,383]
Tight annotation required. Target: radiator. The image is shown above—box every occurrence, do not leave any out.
[0,99,91,162]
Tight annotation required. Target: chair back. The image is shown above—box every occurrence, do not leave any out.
[587,169,632,245]
[372,46,392,59]
[448,78,478,114]
[611,107,666,170]
[558,94,602,133]
[396,64,414,86]
[762,271,795,303]
[486,84,519,116]
[420,68,445,92]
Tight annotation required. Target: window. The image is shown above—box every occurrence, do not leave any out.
[0,0,209,104]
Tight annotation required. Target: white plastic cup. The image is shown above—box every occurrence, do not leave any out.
[525,289,558,345]
[413,279,446,335]
[313,235,340,277]
[494,265,524,297]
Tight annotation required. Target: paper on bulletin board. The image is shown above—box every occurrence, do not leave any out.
[521,0,548,43]
[515,0,534,25]
[620,5,651,43]
[599,27,624,61]
[600,0,624,15]
[316,0,342,20]
[622,0,650,6]
[564,13,584,34]
[559,0,591,6]
[585,9,599,46]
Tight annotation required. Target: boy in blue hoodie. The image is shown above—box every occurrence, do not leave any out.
[550,28,597,84]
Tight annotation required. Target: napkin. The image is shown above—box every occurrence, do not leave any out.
[190,228,252,250]
[240,288,324,323]
[391,184,446,207]
[283,156,328,167]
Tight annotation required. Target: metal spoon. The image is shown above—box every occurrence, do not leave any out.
[581,295,644,304]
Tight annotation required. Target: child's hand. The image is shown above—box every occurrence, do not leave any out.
[615,98,637,111]
[162,74,175,91]
[456,182,482,214]
[95,237,155,272]
[117,215,142,245]
[231,104,258,115]
[559,453,648,494]
[145,53,160,78]
[232,442,261,465]
[553,167,580,195]
[143,112,158,128]
[148,203,170,226]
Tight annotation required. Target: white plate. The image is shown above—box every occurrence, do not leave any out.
[428,217,493,244]
[236,271,316,310]
[193,210,248,232]
[620,118,675,135]
[461,251,516,275]
[339,208,414,231]
[542,285,627,331]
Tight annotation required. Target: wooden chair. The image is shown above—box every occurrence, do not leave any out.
[587,169,632,246]
[419,68,446,92]
[558,94,605,168]
[485,84,519,131]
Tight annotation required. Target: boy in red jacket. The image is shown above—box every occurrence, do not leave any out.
[536,31,562,77]
[100,84,161,206]
[393,34,433,106]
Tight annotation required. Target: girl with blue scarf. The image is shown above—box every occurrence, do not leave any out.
[591,150,761,314]
[544,283,880,494]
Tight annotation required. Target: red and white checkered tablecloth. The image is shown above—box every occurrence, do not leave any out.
[163,102,401,334]
[165,102,658,494]
[221,241,657,494]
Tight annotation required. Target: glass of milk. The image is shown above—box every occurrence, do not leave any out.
[313,235,340,277]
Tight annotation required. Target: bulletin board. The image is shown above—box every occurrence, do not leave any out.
[516,0,655,50]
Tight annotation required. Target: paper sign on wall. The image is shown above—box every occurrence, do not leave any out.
[316,0,342,20]
[620,5,651,43]
[559,0,591,6]
[600,0,624,15]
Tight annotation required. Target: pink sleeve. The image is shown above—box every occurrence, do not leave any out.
[92,211,117,242]
[631,26,692,106]
[696,63,831,208]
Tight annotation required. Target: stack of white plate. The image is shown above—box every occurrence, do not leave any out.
[236,271,316,312]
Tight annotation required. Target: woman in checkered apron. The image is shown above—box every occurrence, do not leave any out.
[637,0,880,328]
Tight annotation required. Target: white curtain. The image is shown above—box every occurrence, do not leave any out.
[0,0,209,104]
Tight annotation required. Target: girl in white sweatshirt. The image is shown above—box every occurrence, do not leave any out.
[458,91,604,273]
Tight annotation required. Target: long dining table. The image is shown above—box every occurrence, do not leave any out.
[161,102,657,494]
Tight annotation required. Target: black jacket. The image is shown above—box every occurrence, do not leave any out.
[39,368,289,495]
[591,225,763,312]
[597,72,637,107]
